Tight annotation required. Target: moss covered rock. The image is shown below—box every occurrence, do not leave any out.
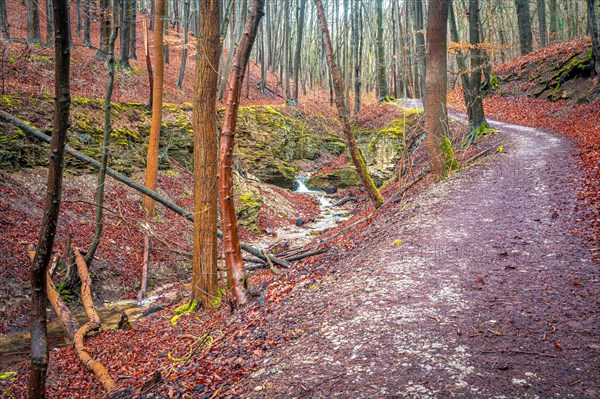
[0,96,345,188]
[233,173,263,234]
[306,165,361,189]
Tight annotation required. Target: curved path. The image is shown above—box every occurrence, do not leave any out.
[245,119,599,398]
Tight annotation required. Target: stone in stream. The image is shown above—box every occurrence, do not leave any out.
[295,218,304,226]
[324,185,337,194]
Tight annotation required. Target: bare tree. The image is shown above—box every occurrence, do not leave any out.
[588,0,600,78]
[26,0,42,45]
[143,0,166,216]
[192,0,221,306]
[218,0,265,307]
[375,0,388,99]
[515,0,533,55]
[29,0,70,395]
[424,0,456,178]
[85,2,120,265]
[314,0,384,208]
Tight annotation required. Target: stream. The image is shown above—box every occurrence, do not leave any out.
[251,177,351,250]
[0,289,177,368]
[0,178,351,368]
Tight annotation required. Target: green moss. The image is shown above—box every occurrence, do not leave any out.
[440,136,459,177]
[464,120,497,146]
[0,95,18,108]
[236,193,263,234]
[170,299,198,326]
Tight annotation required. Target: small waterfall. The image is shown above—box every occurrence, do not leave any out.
[295,177,331,207]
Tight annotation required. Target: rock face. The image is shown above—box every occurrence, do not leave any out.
[307,109,423,190]
[0,95,347,189]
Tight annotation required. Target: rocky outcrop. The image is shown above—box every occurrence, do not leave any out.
[0,95,347,189]
[307,108,423,190]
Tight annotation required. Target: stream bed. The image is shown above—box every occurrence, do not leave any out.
[0,178,352,368]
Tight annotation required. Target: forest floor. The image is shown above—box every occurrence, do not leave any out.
[244,118,600,398]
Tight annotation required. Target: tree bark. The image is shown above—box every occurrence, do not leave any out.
[120,0,132,68]
[83,0,91,47]
[218,0,264,307]
[515,0,533,55]
[292,0,307,102]
[143,18,154,107]
[352,0,362,114]
[314,0,384,208]
[129,0,137,59]
[143,0,166,216]
[28,0,70,395]
[192,0,221,307]
[424,0,455,178]
[375,0,388,99]
[73,247,116,392]
[45,0,53,45]
[96,0,111,59]
[86,4,120,265]
[587,0,600,77]
[0,0,10,40]
[414,0,426,100]
[549,0,557,42]
[26,0,42,45]
[466,0,488,133]
[176,0,190,89]
[537,0,547,47]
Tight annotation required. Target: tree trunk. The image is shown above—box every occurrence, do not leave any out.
[414,0,426,100]
[85,4,119,265]
[192,0,221,307]
[143,19,154,107]
[45,0,53,45]
[466,0,488,133]
[27,0,42,45]
[538,0,547,47]
[143,0,166,216]
[376,0,388,99]
[352,0,362,114]
[424,0,456,178]
[218,0,264,307]
[28,0,70,395]
[292,0,307,102]
[129,0,137,59]
[549,0,558,42]
[83,0,91,47]
[314,0,384,208]
[120,0,131,68]
[587,0,600,77]
[515,0,533,55]
[176,0,190,89]
[96,0,111,59]
[0,0,10,40]
[76,0,82,36]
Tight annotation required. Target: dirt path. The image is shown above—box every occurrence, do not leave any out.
[245,120,599,398]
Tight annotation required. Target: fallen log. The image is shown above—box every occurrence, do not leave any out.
[73,247,100,324]
[27,245,80,341]
[72,246,116,391]
[137,233,150,305]
[333,195,363,207]
[284,247,327,262]
[74,321,116,391]
[0,111,289,268]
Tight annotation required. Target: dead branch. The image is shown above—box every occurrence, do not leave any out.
[73,247,100,324]
[74,321,116,391]
[137,233,150,304]
[27,246,80,341]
